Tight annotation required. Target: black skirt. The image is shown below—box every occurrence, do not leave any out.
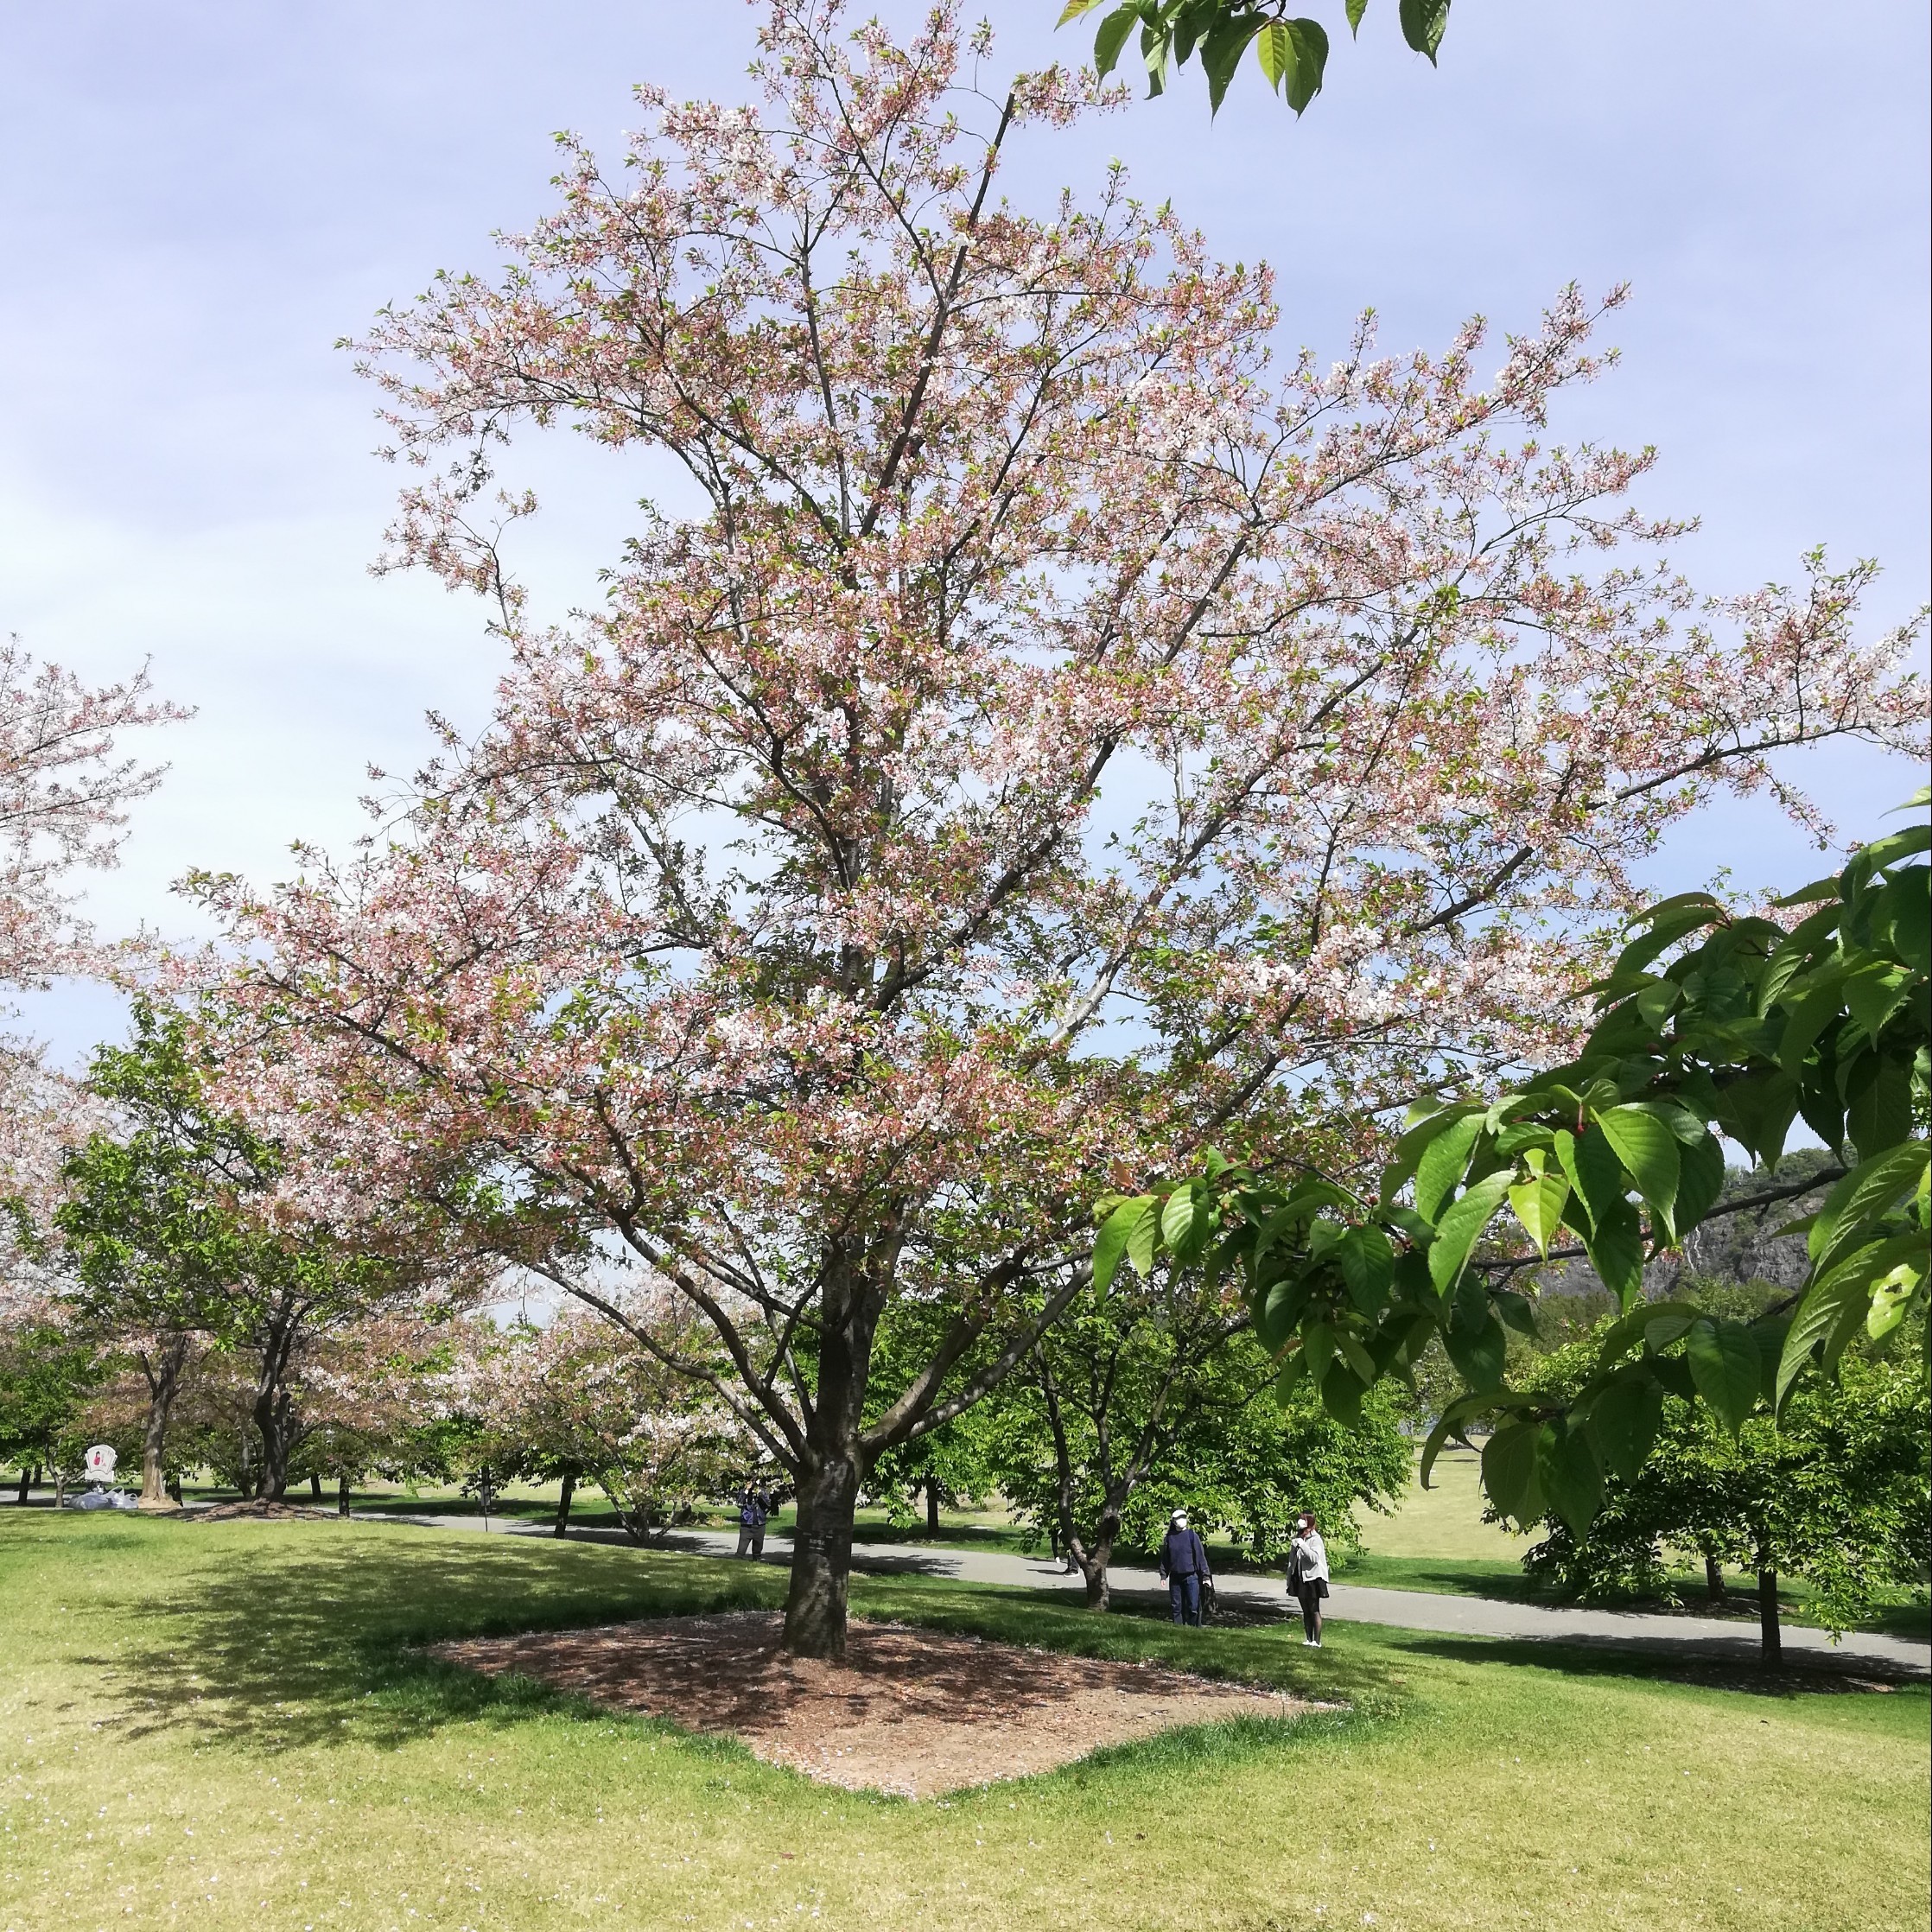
[1293,1577,1329,1601]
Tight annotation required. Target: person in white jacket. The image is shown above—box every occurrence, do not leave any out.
[1287,1512,1330,1647]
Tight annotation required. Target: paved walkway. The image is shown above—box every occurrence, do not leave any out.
[359,1509,1929,1678]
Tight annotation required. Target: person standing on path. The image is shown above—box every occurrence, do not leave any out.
[1287,1511,1329,1646]
[734,1484,768,1559]
[1159,1509,1212,1627]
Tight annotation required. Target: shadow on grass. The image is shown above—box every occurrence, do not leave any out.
[85,1524,785,1757]
[1379,1628,1931,1698]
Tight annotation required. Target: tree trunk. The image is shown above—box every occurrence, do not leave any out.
[137,1336,189,1511]
[251,1357,297,1502]
[554,1469,575,1538]
[253,1400,292,1501]
[13,1466,25,1504]
[248,1306,301,1503]
[925,1479,941,1537]
[1757,1566,1782,1669]
[1704,1552,1726,1603]
[784,1454,860,1658]
[1078,1541,1113,1611]
[337,1474,351,1517]
[780,1237,886,1659]
[309,1473,324,1502]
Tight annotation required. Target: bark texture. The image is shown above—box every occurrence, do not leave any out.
[137,1335,189,1510]
[1757,1565,1783,1669]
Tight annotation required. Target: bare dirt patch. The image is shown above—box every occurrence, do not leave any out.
[430,1611,1319,1797]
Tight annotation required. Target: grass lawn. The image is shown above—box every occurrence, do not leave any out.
[3,1512,1926,1931]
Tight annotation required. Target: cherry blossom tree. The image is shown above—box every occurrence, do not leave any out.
[473,1300,759,1542]
[194,1,1924,1656]
[57,1002,497,1503]
[0,639,181,1268]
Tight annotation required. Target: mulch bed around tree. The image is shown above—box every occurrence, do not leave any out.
[429,1610,1321,1797]
[187,1500,338,1522]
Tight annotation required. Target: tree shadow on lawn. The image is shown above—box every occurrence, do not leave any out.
[85,1528,785,1757]
[1382,1629,1930,1699]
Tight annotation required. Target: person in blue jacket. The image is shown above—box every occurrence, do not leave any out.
[1159,1509,1212,1626]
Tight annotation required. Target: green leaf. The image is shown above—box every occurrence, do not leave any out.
[1319,1359,1366,1426]
[1873,866,1930,975]
[1057,0,1109,23]
[1755,906,1841,1012]
[1125,1197,1161,1278]
[1338,1223,1395,1314]
[1634,979,1681,1030]
[1774,1235,1927,1405]
[1593,1104,1681,1226]
[1281,16,1330,111]
[1586,1370,1664,1483]
[1808,1142,1929,1273]
[1091,5,1139,78]
[1345,0,1368,32]
[1507,1167,1569,1258]
[1536,1416,1603,1537]
[1160,1182,1200,1254]
[1844,1051,1914,1160]
[1672,1132,1727,1239]
[1255,19,1291,89]
[1685,1316,1761,1434]
[1709,1066,1799,1169]
[1273,1350,1309,1404]
[1842,959,1913,1040]
[1854,822,1931,870]
[1442,1300,1506,1390]
[1419,1401,1471,1489]
[1771,874,1845,910]
[1605,899,1724,981]
[1302,1319,1337,1385]
[1777,973,1847,1075]
[1200,13,1258,112]
[1560,1124,1628,1226]
[1866,1262,1922,1342]
[1492,1287,1538,1337]
[1257,1271,1310,1350]
[1141,18,1172,94]
[1592,1299,1697,1371]
[1383,1103,1484,1206]
[1336,1329,1379,1386]
[1582,1195,1645,1309]
[1398,0,1450,61]
[1382,1204,1435,1249]
[1426,1171,1515,1294]
[1414,1113,1485,1222]
[1094,1194,1153,1294]
[1481,1420,1543,1528]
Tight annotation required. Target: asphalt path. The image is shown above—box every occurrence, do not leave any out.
[359,1509,1930,1678]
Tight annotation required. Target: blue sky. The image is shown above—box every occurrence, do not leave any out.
[2,0,1926,1066]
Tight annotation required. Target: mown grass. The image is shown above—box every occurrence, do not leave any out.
[3,1511,1926,1931]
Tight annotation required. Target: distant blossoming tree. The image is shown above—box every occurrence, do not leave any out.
[0,638,180,1257]
[196,2,1924,1655]
[473,1300,758,1542]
